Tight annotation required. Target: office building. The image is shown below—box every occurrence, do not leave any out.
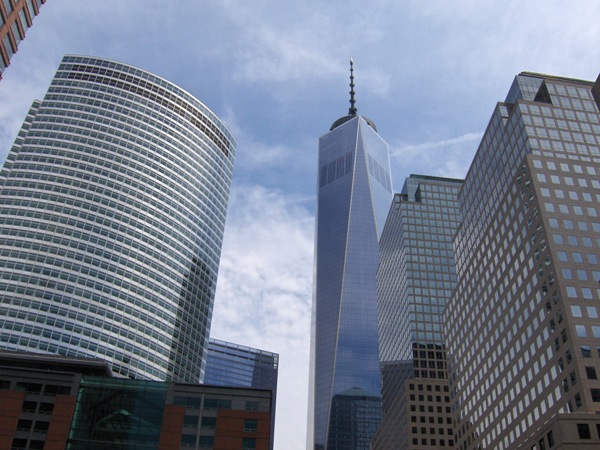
[0,55,236,383]
[0,0,46,79]
[373,175,462,449]
[445,72,600,448]
[307,60,393,449]
[204,338,279,449]
[0,351,272,450]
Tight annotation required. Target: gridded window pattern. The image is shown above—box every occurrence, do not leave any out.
[446,73,600,450]
[373,175,461,450]
[0,376,66,450]
[0,55,236,383]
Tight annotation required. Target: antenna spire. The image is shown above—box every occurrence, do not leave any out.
[348,58,357,116]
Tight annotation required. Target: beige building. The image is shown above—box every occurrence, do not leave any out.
[445,72,600,449]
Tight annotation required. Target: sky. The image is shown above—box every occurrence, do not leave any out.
[0,1,599,448]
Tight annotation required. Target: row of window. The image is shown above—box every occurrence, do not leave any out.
[64,68,231,156]
[60,56,233,141]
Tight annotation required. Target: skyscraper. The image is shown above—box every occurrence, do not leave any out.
[445,72,600,448]
[308,60,393,450]
[0,55,236,383]
[374,175,462,449]
[204,338,279,449]
[0,0,46,79]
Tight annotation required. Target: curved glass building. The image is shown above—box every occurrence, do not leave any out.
[0,55,236,383]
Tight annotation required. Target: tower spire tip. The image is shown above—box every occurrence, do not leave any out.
[348,58,357,116]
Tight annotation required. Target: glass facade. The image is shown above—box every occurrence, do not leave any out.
[308,114,392,449]
[374,175,462,449]
[445,73,600,449]
[204,339,278,392]
[0,55,236,383]
[204,338,278,449]
[68,377,168,450]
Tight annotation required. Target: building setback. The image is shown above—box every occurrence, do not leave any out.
[445,72,600,449]
[307,60,393,450]
[0,351,272,450]
[374,175,462,449]
[0,55,236,383]
[0,0,46,79]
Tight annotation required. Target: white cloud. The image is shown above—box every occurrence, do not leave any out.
[220,109,289,169]
[211,183,314,450]
[390,131,483,180]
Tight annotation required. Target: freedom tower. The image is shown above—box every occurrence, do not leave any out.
[308,60,393,450]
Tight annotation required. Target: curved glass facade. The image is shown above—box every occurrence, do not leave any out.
[309,116,392,449]
[0,55,236,383]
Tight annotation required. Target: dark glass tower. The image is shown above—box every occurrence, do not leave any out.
[373,175,462,449]
[0,55,236,383]
[308,60,393,450]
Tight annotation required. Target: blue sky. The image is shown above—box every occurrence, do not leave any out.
[0,1,599,448]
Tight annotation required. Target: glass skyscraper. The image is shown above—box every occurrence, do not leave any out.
[445,72,600,448]
[0,55,236,383]
[373,175,462,449]
[308,61,393,450]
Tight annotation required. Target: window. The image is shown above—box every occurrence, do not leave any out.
[16,419,32,431]
[3,0,13,14]
[577,423,591,439]
[181,434,196,446]
[246,400,259,411]
[244,418,258,433]
[38,403,53,414]
[199,436,214,448]
[33,421,49,433]
[183,415,198,426]
[242,438,257,450]
[586,367,597,380]
[547,430,555,447]
[204,398,231,409]
[21,401,37,413]
[29,441,44,450]
[200,416,216,429]
[10,439,27,450]
[591,389,600,402]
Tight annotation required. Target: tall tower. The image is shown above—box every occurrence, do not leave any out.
[0,55,236,383]
[445,72,600,448]
[308,59,393,450]
[374,175,462,449]
[0,0,47,79]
